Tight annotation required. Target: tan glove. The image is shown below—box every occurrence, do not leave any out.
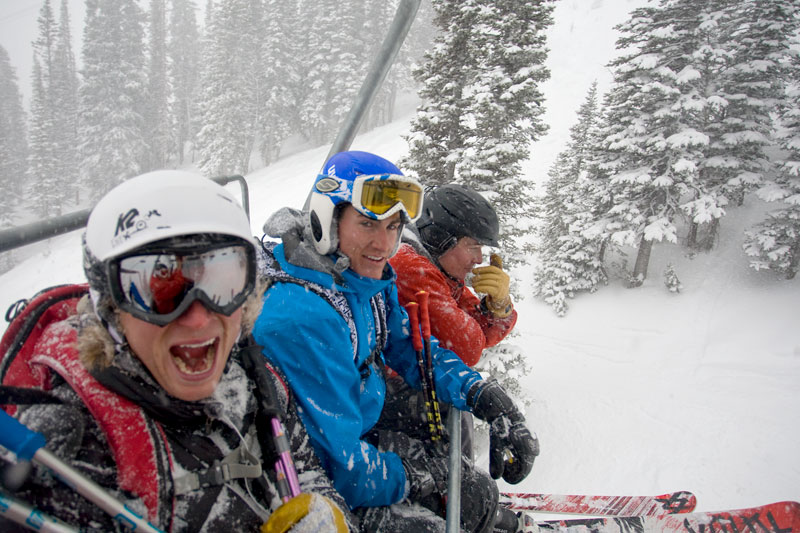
[262,493,349,533]
[471,253,512,318]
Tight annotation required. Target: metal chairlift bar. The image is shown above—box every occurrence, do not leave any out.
[0,175,249,254]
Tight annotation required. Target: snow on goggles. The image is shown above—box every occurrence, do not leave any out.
[316,173,424,221]
[108,243,256,326]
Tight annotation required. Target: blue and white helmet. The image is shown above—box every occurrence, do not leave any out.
[308,151,423,256]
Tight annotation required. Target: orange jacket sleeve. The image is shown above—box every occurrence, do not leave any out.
[390,244,517,367]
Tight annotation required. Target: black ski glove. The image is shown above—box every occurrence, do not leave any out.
[378,429,448,501]
[401,454,449,501]
[468,378,539,484]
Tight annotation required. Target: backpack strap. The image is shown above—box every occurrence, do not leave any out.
[0,284,89,384]
[258,241,360,360]
[1,284,175,529]
[258,241,390,380]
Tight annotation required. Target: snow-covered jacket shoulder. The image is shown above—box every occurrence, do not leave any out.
[390,242,517,366]
[0,311,354,532]
[253,211,481,510]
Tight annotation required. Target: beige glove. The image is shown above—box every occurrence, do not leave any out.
[471,253,512,318]
[262,493,349,533]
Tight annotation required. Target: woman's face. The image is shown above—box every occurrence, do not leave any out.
[337,205,402,279]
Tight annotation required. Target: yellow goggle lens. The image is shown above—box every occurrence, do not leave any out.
[360,179,423,219]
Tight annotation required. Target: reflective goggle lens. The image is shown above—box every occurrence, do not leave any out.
[114,245,252,323]
[359,178,423,220]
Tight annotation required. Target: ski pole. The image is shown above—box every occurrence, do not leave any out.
[415,291,446,441]
[0,490,78,533]
[270,417,301,503]
[405,302,439,445]
[0,409,164,533]
[445,407,462,533]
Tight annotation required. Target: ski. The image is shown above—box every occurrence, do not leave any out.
[520,500,800,533]
[501,490,697,516]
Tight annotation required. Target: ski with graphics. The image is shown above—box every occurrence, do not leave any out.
[517,500,800,533]
[501,490,697,517]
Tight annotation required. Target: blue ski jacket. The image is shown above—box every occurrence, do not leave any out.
[252,209,483,510]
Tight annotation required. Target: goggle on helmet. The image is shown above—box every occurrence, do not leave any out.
[308,171,424,256]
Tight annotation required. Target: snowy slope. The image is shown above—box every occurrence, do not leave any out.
[1,0,798,518]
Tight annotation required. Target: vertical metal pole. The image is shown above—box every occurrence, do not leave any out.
[323,0,422,164]
[304,0,421,210]
[445,407,462,533]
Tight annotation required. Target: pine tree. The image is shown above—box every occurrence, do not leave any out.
[591,4,716,285]
[0,45,29,221]
[168,0,201,164]
[743,32,800,279]
[144,0,170,170]
[257,0,299,165]
[27,0,61,216]
[296,0,366,146]
[50,0,80,206]
[195,0,263,176]
[78,0,148,199]
[403,0,478,184]
[28,57,60,217]
[533,82,606,315]
[460,0,553,263]
[404,0,553,264]
[27,0,79,213]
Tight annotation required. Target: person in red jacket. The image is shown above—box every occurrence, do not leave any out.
[385,184,520,459]
[389,184,517,367]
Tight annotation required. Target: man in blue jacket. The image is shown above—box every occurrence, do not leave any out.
[253,151,539,532]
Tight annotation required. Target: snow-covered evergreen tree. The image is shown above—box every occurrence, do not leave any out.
[167,0,201,164]
[710,0,797,208]
[403,0,479,184]
[195,0,262,175]
[27,0,60,216]
[144,0,170,170]
[28,57,60,217]
[460,0,553,262]
[663,262,682,292]
[295,0,367,146]
[534,82,607,316]
[592,4,711,285]
[405,0,553,264]
[257,0,299,165]
[78,0,148,199]
[743,35,800,279]
[0,45,29,220]
[50,0,80,205]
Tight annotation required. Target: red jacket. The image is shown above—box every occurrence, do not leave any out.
[390,243,517,367]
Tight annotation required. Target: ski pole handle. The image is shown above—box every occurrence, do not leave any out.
[0,408,46,461]
[0,410,164,533]
[405,302,422,352]
[270,417,301,500]
[416,291,431,341]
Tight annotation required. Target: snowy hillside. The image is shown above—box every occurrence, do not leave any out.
[1,0,798,518]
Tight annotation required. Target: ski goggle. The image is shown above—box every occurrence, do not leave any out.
[107,243,256,326]
[315,173,424,222]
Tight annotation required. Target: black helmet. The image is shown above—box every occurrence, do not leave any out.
[416,184,499,258]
